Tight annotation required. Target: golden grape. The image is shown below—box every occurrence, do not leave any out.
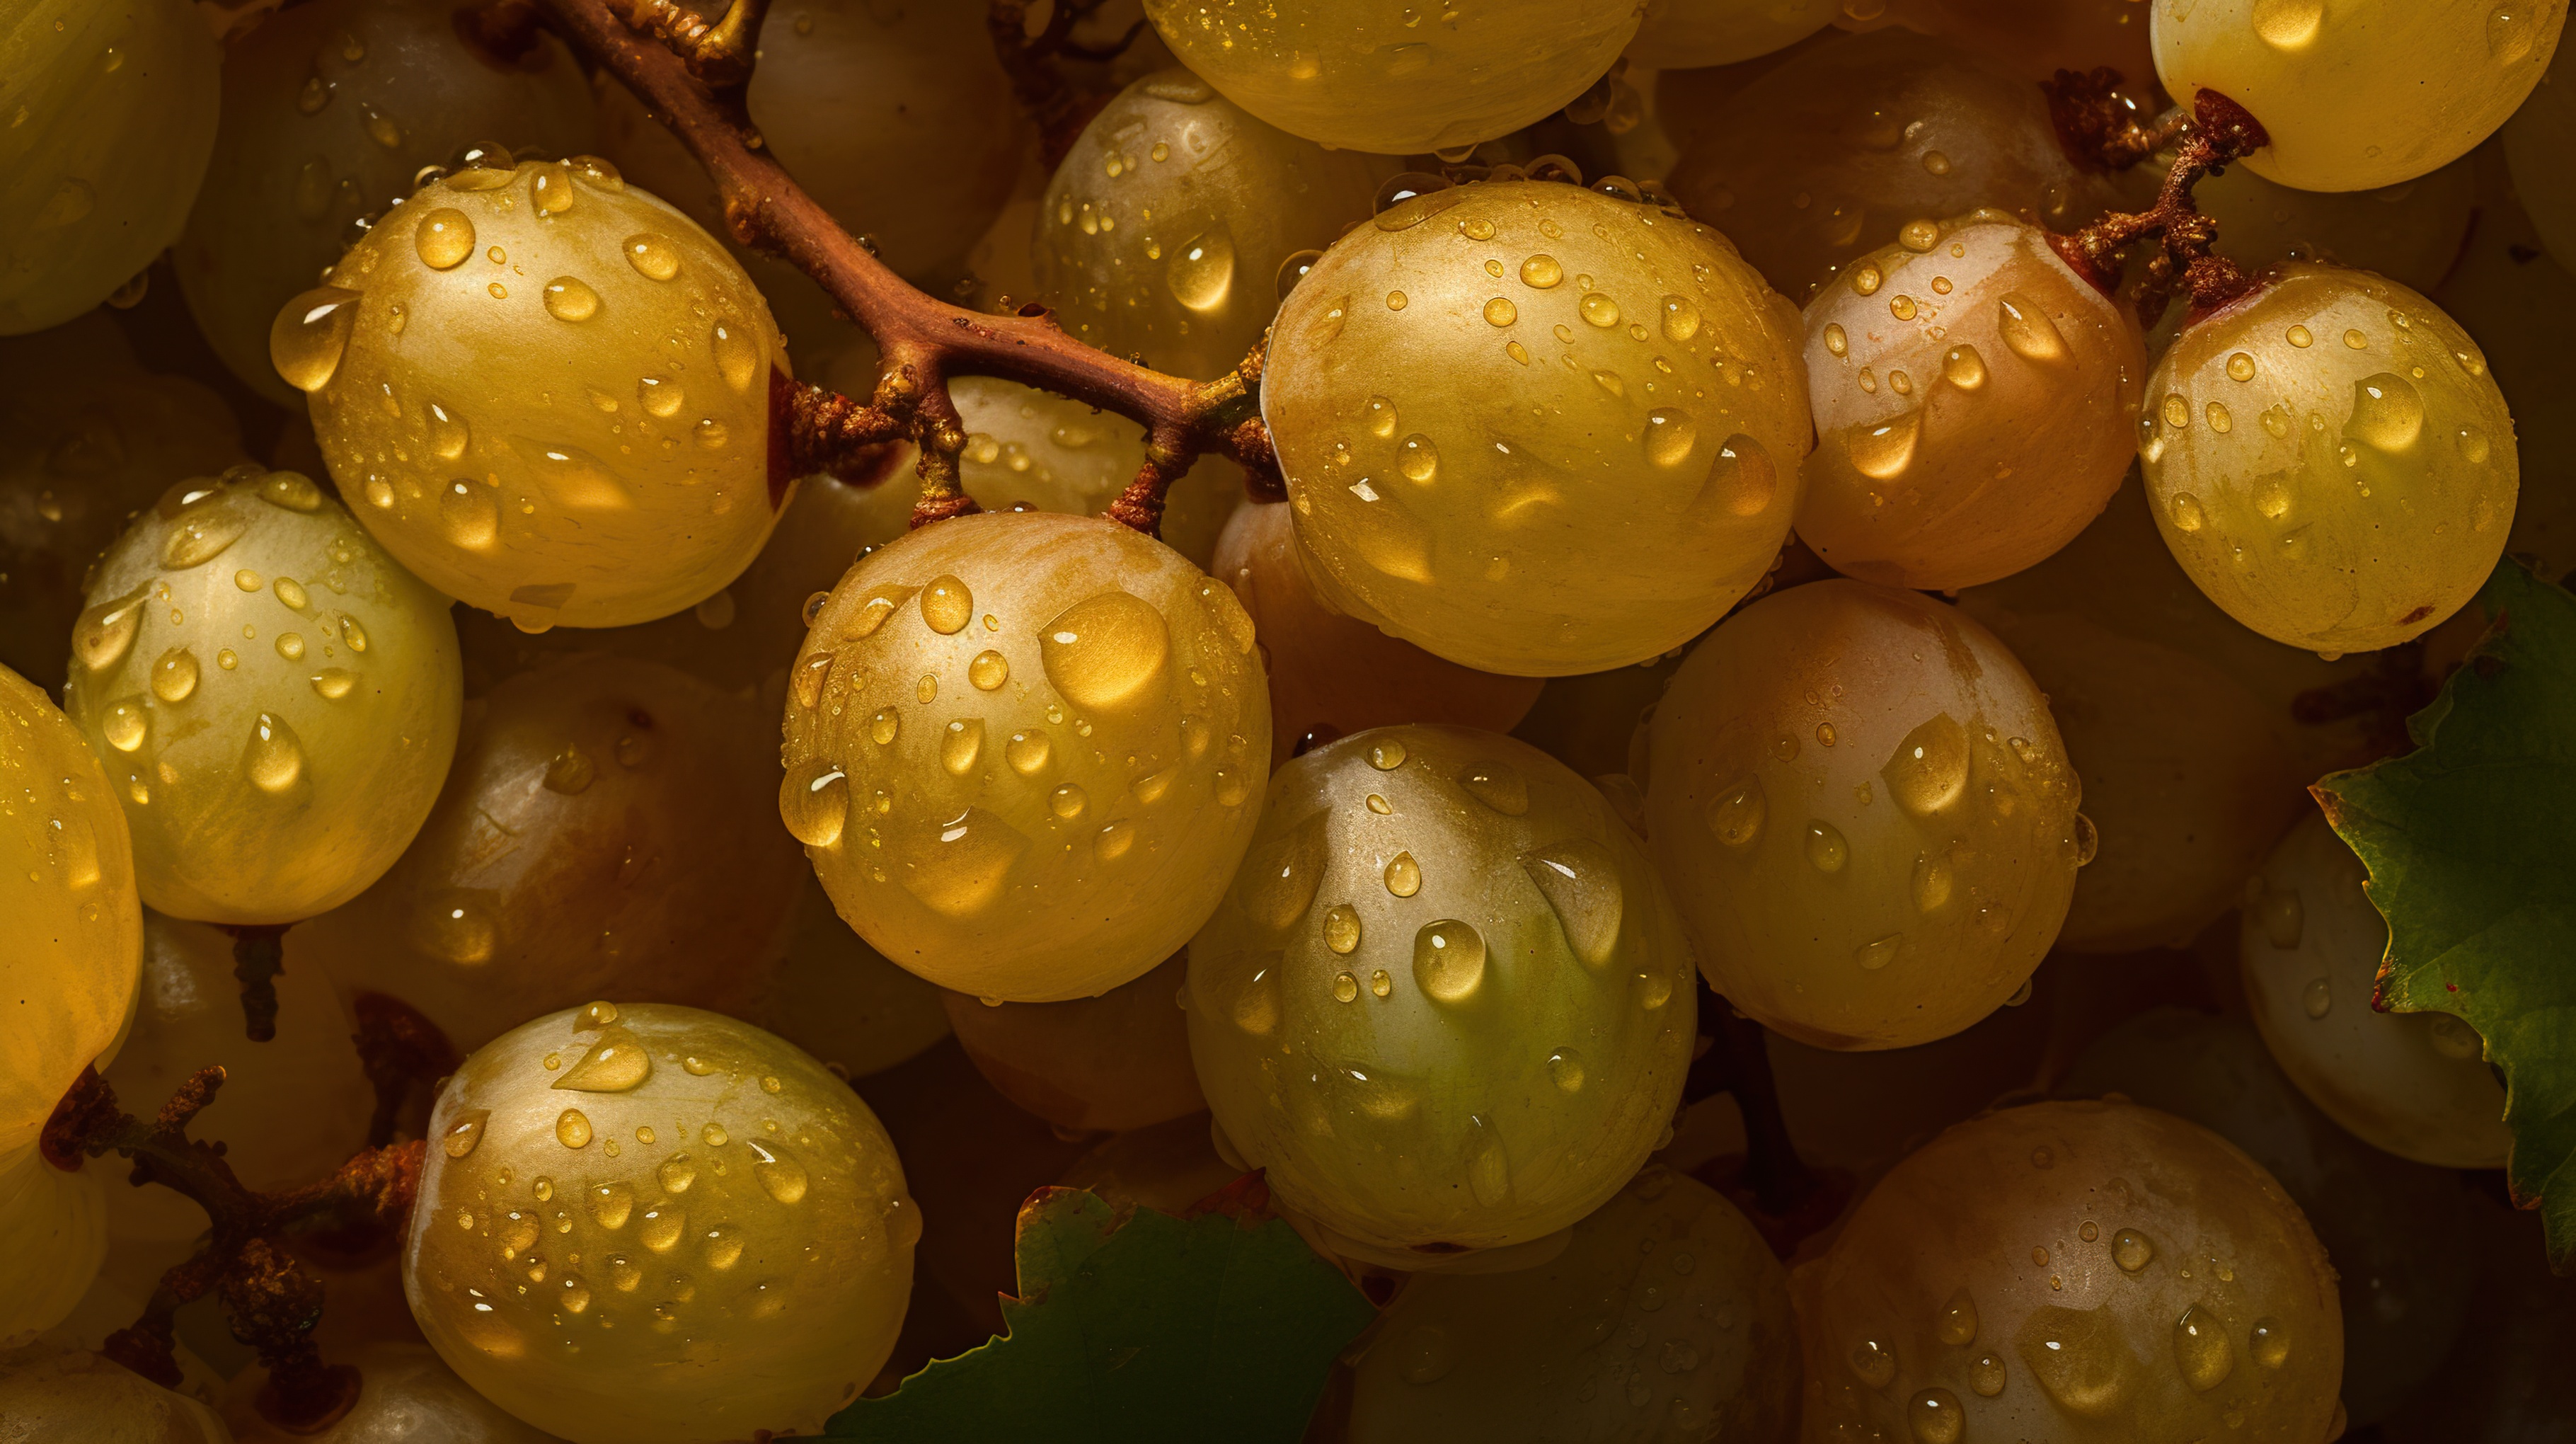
[1834,0,2156,82]
[1643,580,2084,1050]
[951,379,1245,571]
[225,1340,556,1444]
[1265,180,1811,677]
[0,1339,229,1443]
[0,1144,108,1350]
[941,952,1204,1134]
[1628,0,1836,69]
[2197,154,2477,294]
[737,876,950,1084]
[407,1003,914,1444]
[785,510,1270,1002]
[62,465,461,924]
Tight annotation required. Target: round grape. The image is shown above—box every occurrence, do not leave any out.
[0,1144,108,1350]
[1264,179,1811,677]
[2241,812,2511,1169]
[1643,580,2085,1050]
[2435,149,2576,581]
[406,1002,914,1444]
[2198,155,2476,294]
[784,510,1270,1002]
[225,1339,556,1443]
[0,1338,229,1443]
[280,154,787,631]
[1187,725,1697,1266]
[1795,1099,2342,1444]
[1836,0,2156,82]
[1628,0,1836,69]
[62,464,462,924]
[2504,52,2576,273]
[942,952,1203,1134]
[737,876,950,1084]
[2139,263,2517,654]
[1798,209,2146,590]
[950,378,1245,571]
[1059,1114,1243,1216]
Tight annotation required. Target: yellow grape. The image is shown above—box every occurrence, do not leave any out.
[1187,725,1698,1266]
[737,876,950,1083]
[0,1144,108,1350]
[2436,149,2576,580]
[2241,813,2512,1169]
[0,1339,230,1443]
[784,510,1270,1002]
[1628,0,1836,69]
[62,464,461,924]
[1214,500,1541,764]
[941,952,1204,1134]
[2152,0,2563,193]
[1795,1100,2342,1444]
[300,653,802,1054]
[953,378,1245,571]
[225,1340,556,1444]
[1643,580,2086,1050]
[0,663,142,1157]
[1799,210,2146,590]
[0,0,220,335]
[2197,154,2476,294]
[1835,0,2156,82]
[406,1003,914,1444]
[1346,1165,1796,1443]
[1141,0,1640,154]
[1265,180,1811,677]
[2139,263,2517,654]
[280,154,787,631]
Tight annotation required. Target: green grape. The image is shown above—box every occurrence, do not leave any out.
[942,952,1202,1134]
[2064,1009,2478,1425]
[0,1339,230,1443]
[0,1145,108,1350]
[2152,0,2564,194]
[1265,180,1811,677]
[0,0,220,336]
[1628,0,1836,69]
[1058,1113,1242,1215]
[1664,31,2124,298]
[299,653,802,1054]
[62,464,461,924]
[406,1002,914,1444]
[739,876,950,1084]
[1643,580,2086,1050]
[1835,0,2156,82]
[1034,69,1384,382]
[1795,1100,2342,1444]
[225,1340,558,1443]
[953,378,1245,571]
[174,0,597,406]
[783,510,1270,1002]
[1216,500,1541,764]
[1346,1165,1795,1443]
[1957,605,2306,953]
[279,154,787,631]
[2440,146,2576,581]
[2241,812,2511,1169]
[0,663,143,1157]
[2197,154,2476,294]
[1766,987,2052,1180]
[1141,0,1641,154]
[1798,210,2147,590]
[2138,263,2517,654]
[1186,725,1697,1266]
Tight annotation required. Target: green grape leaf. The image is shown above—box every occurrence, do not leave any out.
[2313,558,2576,1266]
[828,1186,1374,1442]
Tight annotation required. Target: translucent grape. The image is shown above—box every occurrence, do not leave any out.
[738,877,950,1084]
[0,1339,229,1443]
[1215,500,1541,764]
[173,0,597,405]
[2241,813,2511,1169]
[299,654,801,1054]
[406,1003,914,1444]
[0,663,143,1157]
[1140,0,1641,154]
[1187,725,1697,1266]
[224,1340,554,1444]
[2197,154,2476,294]
[2139,263,2517,653]
[942,952,1204,1133]
[951,378,1244,571]
[0,0,219,335]
[1799,210,2146,590]
[1346,1166,1794,1442]
[784,510,1270,1002]
[1265,180,1811,677]
[1628,0,1836,68]
[62,464,461,924]
[285,157,786,631]
[2152,0,2565,193]
[1643,580,2083,1050]
[1795,1100,2342,1444]
[0,1144,108,1350]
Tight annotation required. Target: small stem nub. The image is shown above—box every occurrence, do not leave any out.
[227,924,292,1043]
[2049,88,2274,327]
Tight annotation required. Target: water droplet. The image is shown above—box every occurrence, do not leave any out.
[1851,1339,1897,1387]
[870,707,901,745]
[1464,1117,1510,1204]
[752,1143,808,1204]
[307,667,354,701]
[1909,1387,1965,1444]
[638,1204,686,1252]
[543,276,602,322]
[1882,714,1969,816]
[1805,820,1849,872]
[658,1154,698,1194]
[271,285,363,392]
[2347,372,2425,451]
[2249,1318,2291,1369]
[2171,1304,2234,1390]
[556,1109,593,1148]
[2257,886,2305,947]
[1996,293,2067,362]
[1413,920,1485,1002]
[1006,729,1051,775]
[2251,0,2323,47]
[99,697,147,753]
[1845,412,1921,481]
[413,208,475,270]
[625,234,681,281]
[1856,934,1902,970]
[1323,903,1362,953]
[243,713,305,794]
[1938,1288,1979,1346]
[583,1181,634,1230]
[1367,739,1408,769]
[1704,774,1765,848]
[1042,591,1169,711]
[710,321,760,391]
[1230,958,1281,1033]
[146,647,200,704]
[2169,493,2207,532]
[2018,1305,2133,1416]
[2287,324,2314,348]
[444,1109,491,1157]
[1660,294,1701,341]
[553,1026,654,1093]
[1397,434,1440,483]
[2113,1228,2154,1272]
[1969,1353,2007,1397]
[941,718,985,775]
[967,650,1009,691]
[921,575,974,634]
[1242,813,1328,929]
[1519,839,1624,967]
[1384,851,1422,897]
[1166,225,1236,311]
[1579,293,1621,328]
[1518,253,1564,289]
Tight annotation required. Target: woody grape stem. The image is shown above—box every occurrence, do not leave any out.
[2047,87,2274,328]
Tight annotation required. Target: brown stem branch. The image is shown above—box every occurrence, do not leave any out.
[224,924,292,1043]
[987,0,1119,168]
[2049,88,2274,327]
[351,992,463,1150]
[2045,69,2193,172]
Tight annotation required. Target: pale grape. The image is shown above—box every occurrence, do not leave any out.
[1140,0,1640,154]
[280,155,787,631]
[1794,1099,2342,1444]
[2139,263,2517,653]
[942,952,1203,1134]
[2197,154,2477,294]
[0,1145,108,1350]
[1265,180,1811,677]
[2241,812,2511,1169]
[1798,210,2146,590]
[1643,580,2085,1050]
[299,653,800,1054]
[783,510,1270,1002]
[1628,0,1836,69]
[2152,0,2564,193]
[0,0,219,335]
[225,1340,558,1443]
[1186,725,1697,1266]
[63,465,461,924]
[0,1339,231,1444]
[1214,500,1541,764]
[951,378,1244,571]
[737,876,950,1084]
[0,663,144,1157]
[406,1002,914,1444]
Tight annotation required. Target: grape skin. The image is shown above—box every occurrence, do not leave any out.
[0,1339,231,1444]
[941,952,1204,1134]
[2196,155,2477,295]
[2437,144,2576,582]
[736,877,952,1084]
[1626,0,1836,70]
[949,378,1246,571]
[224,1340,557,1444]
[0,1144,108,1351]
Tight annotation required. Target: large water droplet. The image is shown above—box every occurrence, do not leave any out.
[2171,1304,2235,1391]
[149,647,200,703]
[1464,1118,1511,1204]
[1167,225,1236,311]
[942,718,985,775]
[271,286,364,392]
[624,233,681,281]
[1643,407,1699,470]
[587,1181,635,1229]
[900,808,1029,918]
[1704,774,1765,848]
[1241,811,1328,929]
[243,714,306,794]
[1413,919,1487,1002]
[749,1140,808,1203]
[2016,1305,2135,1418]
[554,1026,654,1092]
[1383,851,1422,897]
[781,760,850,847]
[711,321,761,391]
[1996,292,2067,362]
[921,575,974,634]
[443,1109,491,1157]
[1042,591,1170,710]
[1519,839,1624,967]
[162,504,249,569]
[556,1108,594,1148]
[2248,1318,2291,1369]
[2346,372,2425,451]
[1845,412,1921,481]
[1398,1323,1456,1385]
[1938,1288,1979,1346]
[543,276,602,322]
[1883,714,1969,816]
[1909,1388,1965,1444]
[638,1203,685,1251]
[415,207,475,270]
[1805,820,1849,872]
[2251,0,2323,48]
